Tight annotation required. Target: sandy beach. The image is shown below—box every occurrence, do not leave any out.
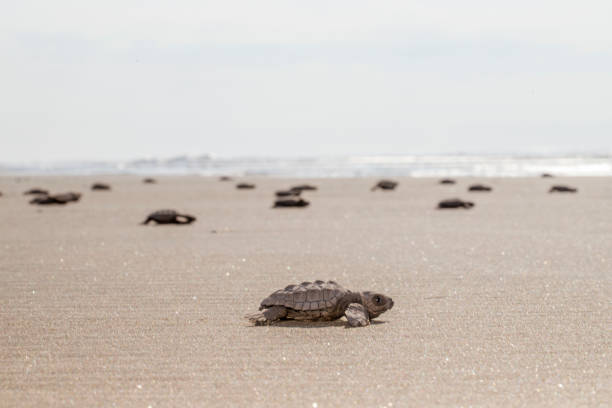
[0,176,609,407]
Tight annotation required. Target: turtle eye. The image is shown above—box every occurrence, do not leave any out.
[374,296,381,304]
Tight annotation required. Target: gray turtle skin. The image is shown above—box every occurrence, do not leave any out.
[142,209,196,225]
[247,280,394,327]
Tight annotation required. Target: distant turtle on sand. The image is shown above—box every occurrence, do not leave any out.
[437,198,474,209]
[142,209,196,225]
[541,173,554,178]
[219,176,233,182]
[549,185,577,193]
[30,192,81,205]
[143,178,157,184]
[290,184,318,193]
[246,280,394,327]
[91,183,111,191]
[371,180,398,191]
[439,179,456,185]
[236,183,255,189]
[273,198,310,208]
[23,188,49,195]
[468,184,492,192]
[276,189,300,197]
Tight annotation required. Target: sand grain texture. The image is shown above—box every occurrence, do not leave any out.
[0,176,610,407]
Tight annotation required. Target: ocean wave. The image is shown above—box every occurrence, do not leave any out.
[2,155,611,177]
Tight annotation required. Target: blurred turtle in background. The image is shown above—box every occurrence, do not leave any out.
[371,180,398,191]
[91,183,111,191]
[276,189,301,197]
[236,183,255,189]
[468,184,492,192]
[273,198,310,208]
[549,185,577,193]
[30,192,81,205]
[439,179,456,185]
[290,184,318,193]
[142,209,196,225]
[437,198,474,209]
[23,188,49,195]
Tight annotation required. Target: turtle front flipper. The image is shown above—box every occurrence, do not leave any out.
[246,306,288,326]
[345,303,370,327]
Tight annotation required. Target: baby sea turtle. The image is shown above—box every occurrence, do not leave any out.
[30,192,81,205]
[219,176,233,182]
[142,209,196,225]
[236,183,255,189]
[276,189,301,197]
[91,183,111,191]
[143,178,157,184]
[290,184,318,193]
[273,198,310,208]
[468,184,492,192]
[23,188,49,195]
[439,178,456,185]
[437,198,474,209]
[541,173,554,178]
[549,185,577,193]
[246,280,394,327]
[371,180,398,191]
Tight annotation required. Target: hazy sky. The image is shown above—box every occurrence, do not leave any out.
[2,1,611,162]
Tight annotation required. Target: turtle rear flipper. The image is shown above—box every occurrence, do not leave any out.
[345,303,370,327]
[246,306,288,325]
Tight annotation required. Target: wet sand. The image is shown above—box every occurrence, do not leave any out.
[0,176,610,407]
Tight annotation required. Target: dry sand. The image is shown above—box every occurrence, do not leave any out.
[0,176,610,407]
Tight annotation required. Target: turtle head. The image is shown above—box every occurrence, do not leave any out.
[360,291,394,318]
